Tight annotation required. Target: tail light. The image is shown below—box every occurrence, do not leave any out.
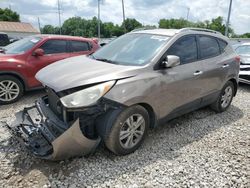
[235,56,241,63]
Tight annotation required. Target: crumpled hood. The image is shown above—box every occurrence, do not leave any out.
[36,55,140,92]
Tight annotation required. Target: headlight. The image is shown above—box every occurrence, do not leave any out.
[60,81,115,108]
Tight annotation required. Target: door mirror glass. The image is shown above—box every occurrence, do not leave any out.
[33,48,44,56]
[162,55,180,68]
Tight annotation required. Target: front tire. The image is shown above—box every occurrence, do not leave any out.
[104,105,149,155]
[0,75,24,105]
[211,81,234,113]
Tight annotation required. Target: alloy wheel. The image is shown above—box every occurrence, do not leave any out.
[119,114,145,149]
[0,80,20,102]
[221,86,233,108]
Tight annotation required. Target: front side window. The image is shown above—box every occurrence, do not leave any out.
[70,40,90,52]
[167,35,198,64]
[4,37,41,54]
[199,36,220,59]
[92,33,169,66]
[40,40,67,54]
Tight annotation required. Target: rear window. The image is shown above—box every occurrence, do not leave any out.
[199,36,220,59]
[70,40,90,52]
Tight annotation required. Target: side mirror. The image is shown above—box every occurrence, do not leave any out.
[33,48,44,56]
[162,55,180,68]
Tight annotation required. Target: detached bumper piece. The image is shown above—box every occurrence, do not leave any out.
[239,64,250,84]
[8,97,101,160]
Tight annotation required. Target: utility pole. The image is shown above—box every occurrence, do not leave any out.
[37,17,41,33]
[225,0,233,37]
[57,0,62,35]
[97,0,101,39]
[122,0,126,33]
[186,7,190,21]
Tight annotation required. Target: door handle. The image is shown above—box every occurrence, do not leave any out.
[193,70,203,76]
[222,64,229,68]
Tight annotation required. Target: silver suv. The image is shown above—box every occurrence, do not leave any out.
[10,28,240,160]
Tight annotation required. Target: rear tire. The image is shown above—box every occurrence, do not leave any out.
[211,81,234,113]
[104,105,149,155]
[0,75,24,105]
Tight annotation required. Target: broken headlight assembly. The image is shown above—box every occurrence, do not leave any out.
[60,81,115,108]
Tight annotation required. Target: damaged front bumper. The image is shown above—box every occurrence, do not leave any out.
[7,97,101,160]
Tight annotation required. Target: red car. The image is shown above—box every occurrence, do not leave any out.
[0,35,100,104]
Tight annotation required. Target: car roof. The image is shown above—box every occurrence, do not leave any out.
[240,43,250,46]
[132,28,226,40]
[133,29,180,36]
[33,34,93,41]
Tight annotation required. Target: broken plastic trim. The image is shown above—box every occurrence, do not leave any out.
[7,97,103,160]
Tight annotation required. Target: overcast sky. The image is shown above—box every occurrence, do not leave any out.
[0,0,250,34]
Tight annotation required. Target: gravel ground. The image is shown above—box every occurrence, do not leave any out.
[0,85,249,188]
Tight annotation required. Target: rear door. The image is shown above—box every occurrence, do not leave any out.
[158,35,204,118]
[27,39,69,86]
[68,40,92,58]
[197,35,230,102]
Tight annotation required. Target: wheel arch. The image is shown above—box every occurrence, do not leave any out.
[0,71,27,91]
[228,78,238,96]
[137,103,157,129]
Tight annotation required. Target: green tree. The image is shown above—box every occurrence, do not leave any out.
[41,25,56,34]
[122,18,143,32]
[0,8,20,22]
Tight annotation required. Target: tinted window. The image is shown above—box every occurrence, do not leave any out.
[199,36,220,59]
[40,40,67,54]
[70,40,89,52]
[167,36,198,64]
[218,39,227,52]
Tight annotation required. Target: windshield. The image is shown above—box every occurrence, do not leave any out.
[92,33,169,66]
[3,37,41,54]
[235,45,250,55]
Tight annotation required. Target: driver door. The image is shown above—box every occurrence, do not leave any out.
[27,39,70,87]
[157,35,204,119]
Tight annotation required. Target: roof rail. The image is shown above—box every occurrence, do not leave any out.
[178,28,222,35]
[130,27,156,32]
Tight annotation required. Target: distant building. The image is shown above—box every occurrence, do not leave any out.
[0,21,40,39]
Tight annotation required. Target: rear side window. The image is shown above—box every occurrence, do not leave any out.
[40,40,67,54]
[199,36,220,59]
[70,40,90,52]
[218,39,228,52]
[167,35,198,64]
